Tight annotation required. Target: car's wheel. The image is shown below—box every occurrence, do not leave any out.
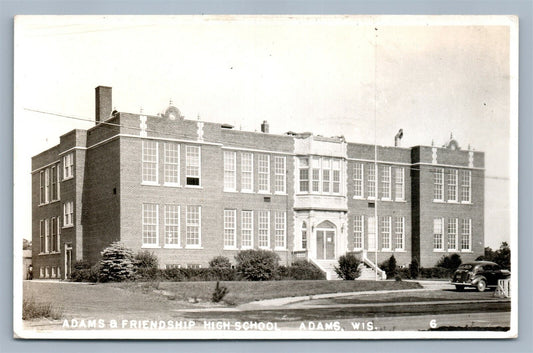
[476,279,487,292]
[455,285,465,291]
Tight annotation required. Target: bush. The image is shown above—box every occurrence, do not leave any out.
[70,260,99,282]
[208,256,232,270]
[134,251,159,280]
[409,258,420,279]
[334,253,361,280]
[98,242,136,282]
[419,267,454,279]
[398,267,411,279]
[379,255,398,278]
[436,253,462,271]
[235,249,280,281]
[23,297,61,320]
[160,268,236,282]
[284,260,326,280]
[211,281,229,303]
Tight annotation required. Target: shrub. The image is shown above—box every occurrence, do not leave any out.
[409,258,420,279]
[134,251,159,280]
[285,260,326,280]
[419,267,453,279]
[70,261,99,282]
[160,268,236,282]
[398,267,411,279]
[436,253,462,271]
[275,265,290,280]
[98,242,136,282]
[211,281,229,303]
[208,256,232,270]
[334,253,361,280]
[379,255,398,278]
[394,274,402,281]
[235,249,280,281]
[23,297,61,320]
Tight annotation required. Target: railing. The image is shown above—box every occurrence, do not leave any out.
[495,278,510,298]
[362,251,387,280]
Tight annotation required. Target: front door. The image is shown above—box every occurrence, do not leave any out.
[316,229,336,260]
[65,244,72,279]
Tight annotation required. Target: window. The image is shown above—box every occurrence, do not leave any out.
[394,217,405,250]
[44,168,50,203]
[433,218,444,251]
[164,205,180,247]
[45,267,50,278]
[274,212,286,249]
[164,143,180,185]
[447,218,458,251]
[461,170,471,203]
[44,218,50,253]
[51,165,58,201]
[311,157,320,192]
[381,216,391,250]
[258,211,270,248]
[186,205,201,247]
[39,220,45,253]
[224,151,237,191]
[395,167,404,201]
[433,168,444,201]
[241,153,253,192]
[354,215,364,250]
[299,158,309,192]
[367,164,376,199]
[57,266,61,279]
[461,219,471,251]
[353,163,364,198]
[39,267,43,278]
[52,267,56,278]
[185,145,201,186]
[39,171,45,204]
[63,201,74,227]
[322,159,330,193]
[274,156,286,193]
[258,154,270,192]
[332,159,341,194]
[51,217,57,252]
[142,203,159,246]
[301,222,307,250]
[224,209,236,248]
[142,140,158,184]
[241,210,253,249]
[381,166,391,199]
[448,169,458,202]
[63,153,74,180]
[367,216,376,250]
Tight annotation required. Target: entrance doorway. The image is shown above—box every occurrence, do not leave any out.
[65,244,72,279]
[316,221,336,260]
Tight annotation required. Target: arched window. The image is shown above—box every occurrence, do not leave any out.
[302,222,307,250]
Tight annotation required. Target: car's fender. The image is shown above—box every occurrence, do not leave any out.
[471,275,487,285]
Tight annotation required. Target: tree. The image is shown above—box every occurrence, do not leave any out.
[436,253,462,271]
[334,253,361,280]
[209,256,232,269]
[476,242,511,270]
[98,242,136,282]
[235,249,280,281]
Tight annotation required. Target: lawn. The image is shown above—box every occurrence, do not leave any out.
[118,279,422,305]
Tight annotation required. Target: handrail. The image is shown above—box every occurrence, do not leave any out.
[362,252,387,280]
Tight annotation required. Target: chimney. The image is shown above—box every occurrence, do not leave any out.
[261,120,269,133]
[95,86,112,124]
[394,129,403,147]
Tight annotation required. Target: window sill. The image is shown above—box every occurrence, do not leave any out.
[257,191,271,195]
[381,249,392,252]
[352,248,364,252]
[447,200,459,204]
[223,189,238,193]
[240,190,254,194]
[461,250,473,253]
[141,244,160,249]
[50,199,60,204]
[433,249,445,252]
[141,182,160,186]
[367,197,376,201]
[62,225,74,229]
[184,185,203,189]
[381,198,392,202]
[461,201,473,205]
[240,246,254,250]
[258,246,271,250]
[433,199,445,203]
[163,183,181,188]
[448,249,458,252]
[274,247,287,251]
[274,192,287,196]
[393,249,406,252]
[223,246,238,250]
[163,245,181,249]
[352,196,365,200]
[394,199,406,203]
[62,176,74,182]
[184,246,204,249]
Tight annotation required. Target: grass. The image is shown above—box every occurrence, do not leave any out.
[146,280,423,305]
[23,297,62,320]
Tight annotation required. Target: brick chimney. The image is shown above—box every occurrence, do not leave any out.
[261,120,269,133]
[95,86,112,124]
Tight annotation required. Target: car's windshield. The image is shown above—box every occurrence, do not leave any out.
[457,264,473,270]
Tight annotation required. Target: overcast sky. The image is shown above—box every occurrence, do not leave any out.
[14,15,516,248]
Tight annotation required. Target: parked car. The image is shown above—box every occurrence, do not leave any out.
[451,261,510,292]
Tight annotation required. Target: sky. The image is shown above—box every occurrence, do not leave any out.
[13,15,517,249]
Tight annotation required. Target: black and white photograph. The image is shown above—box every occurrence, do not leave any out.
[13,15,518,339]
